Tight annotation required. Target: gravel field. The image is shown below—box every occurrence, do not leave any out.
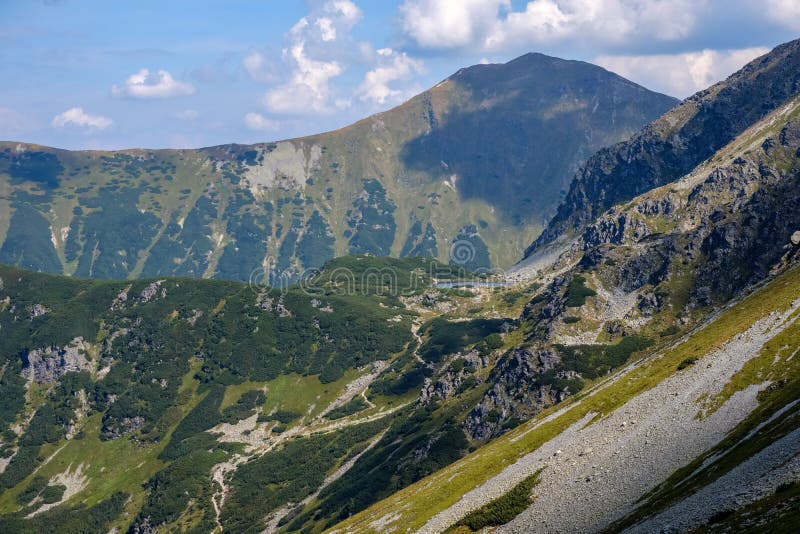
[625,426,800,533]
[418,300,800,534]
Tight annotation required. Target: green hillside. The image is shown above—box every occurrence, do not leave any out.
[0,53,676,281]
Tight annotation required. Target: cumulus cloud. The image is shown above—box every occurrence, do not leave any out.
[259,0,363,114]
[52,107,113,130]
[263,43,345,113]
[400,0,703,52]
[595,47,770,98]
[765,0,800,31]
[112,69,195,99]
[400,0,505,49]
[244,112,280,131]
[358,48,423,105]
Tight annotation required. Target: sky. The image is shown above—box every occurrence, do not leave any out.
[1,0,798,150]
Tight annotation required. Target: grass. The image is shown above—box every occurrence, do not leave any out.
[220,381,265,411]
[449,470,541,532]
[261,370,360,422]
[325,265,800,533]
[0,358,206,530]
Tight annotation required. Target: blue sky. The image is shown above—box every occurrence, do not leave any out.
[1,0,798,150]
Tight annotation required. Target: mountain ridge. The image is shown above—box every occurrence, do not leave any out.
[0,52,677,281]
[524,38,800,261]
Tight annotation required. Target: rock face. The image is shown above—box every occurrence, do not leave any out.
[22,337,93,384]
[418,350,486,405]
[527,39,800,257]
[464,347,574,440]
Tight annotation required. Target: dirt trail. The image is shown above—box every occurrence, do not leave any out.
[208,364,405,531]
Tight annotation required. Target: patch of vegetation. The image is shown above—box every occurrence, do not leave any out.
[297,210,335,270]
[401,220,439,258]
[220,389,266,423]
[564,316,582,324]
[565,274,597,307]
[325,396,369,420]
[659,325,680,337]
[450,225,491,272]
[0,492,127,534]
[0,203,62,274]
[74,186,161,279]
[4,151,64,189]
[451,471,540,532]
[348,179,397,256]
[555,336,654,380]
[677,356,698,370]
[420,317,509,363]
[220,420,387,532]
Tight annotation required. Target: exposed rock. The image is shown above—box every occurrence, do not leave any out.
[418,350,486,405]
[22,337,93,384]
[582,212,650,248]
[28,304,48,318]
[139,280,166,303]
[464,347,574,441]
[103,415,146,440]
[187,309,204,326]
[780,120,800,147]
[110,284,132,311]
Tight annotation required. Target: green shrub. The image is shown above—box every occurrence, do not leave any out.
[660,325,680,337]
[325,397,369,420]
[453,472,540,531]
[678,357,699,370]
[565,275,597,307]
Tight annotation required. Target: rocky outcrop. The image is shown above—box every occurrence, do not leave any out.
[22,337,93,384]
[527,39,800,257]
[581,211,650,248]
[418,350,485,405]
[464,347,575,440]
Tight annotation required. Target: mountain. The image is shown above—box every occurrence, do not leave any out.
[3,40,800,534]
[524,38,800,263]
[0,53,676,281]
[335,40,800,532]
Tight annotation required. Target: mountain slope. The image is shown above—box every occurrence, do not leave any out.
[524,38,800,262]
[328,82,800,533]
[0,53,676,281]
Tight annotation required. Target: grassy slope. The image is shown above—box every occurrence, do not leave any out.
[327,265,800,532]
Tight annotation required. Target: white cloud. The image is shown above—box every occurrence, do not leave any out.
[263,43,344,114]
[765,0,800,31]
[244,112,280,131]
[112,69,195,99]
[358,48,424,105]
[175,109,199,120]
[399,0,703,52]
[595,47,770,98]
[52,107,113,130]
[259,0,363,115]
[400,0,506,49]
[317,17,337,41]
[328,0,361,23]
